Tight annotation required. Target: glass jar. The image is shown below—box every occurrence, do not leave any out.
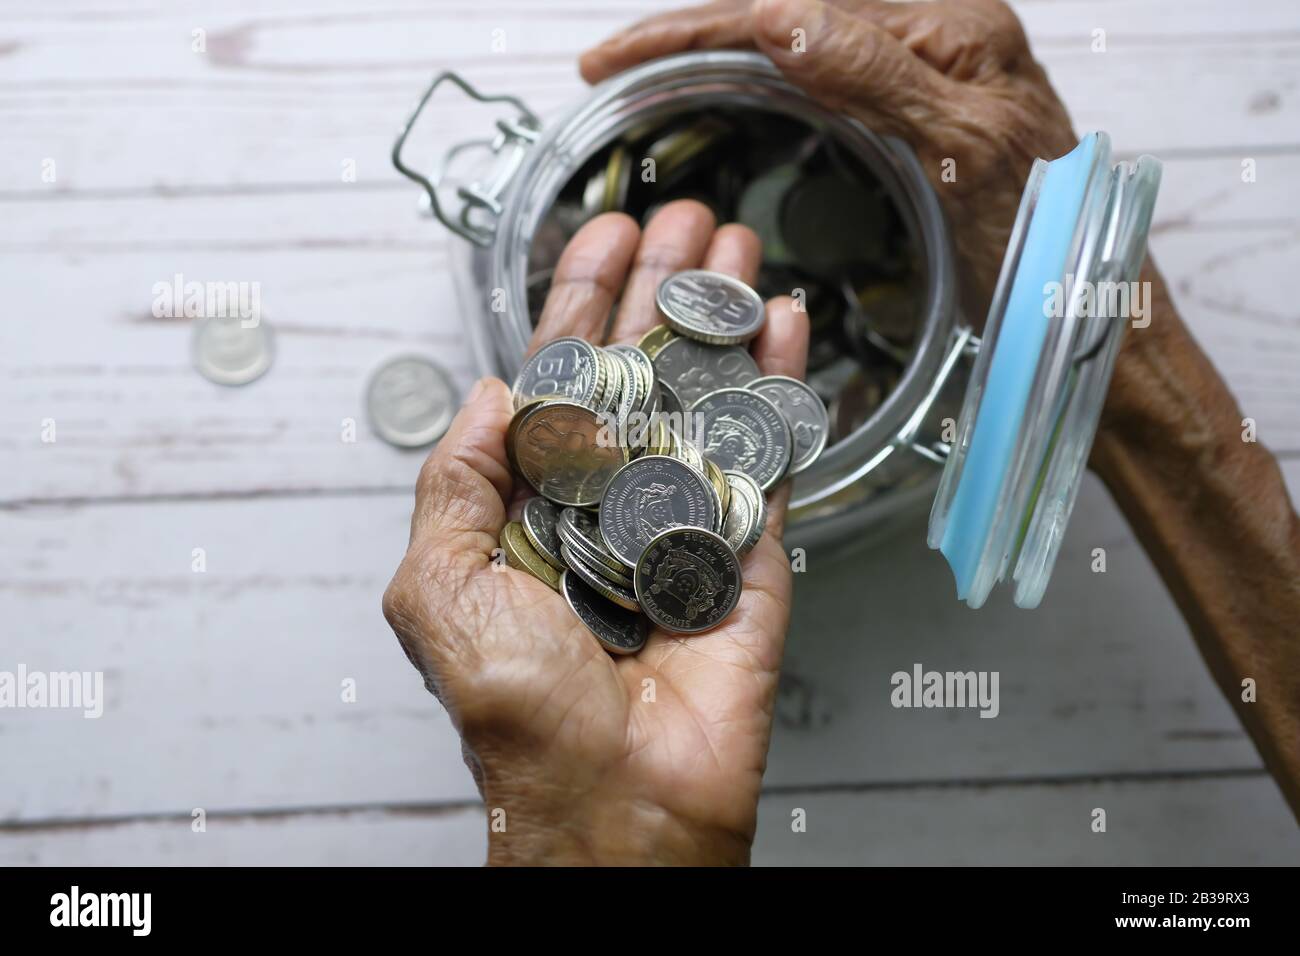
[393,51,1160,609]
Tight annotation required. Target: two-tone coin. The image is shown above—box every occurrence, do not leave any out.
[634,527,742,634]
[636,324,678,359]
[509,400,628,507]
[501,521,561,590]
[521,496,566,570]
[652,336,760,408]
[749,375,829,475]
[721,470,766,556]
[561,570,648,655]
[365,355,458,448]
[656,270,766,345]
[512,337,604,410]
[598,455,717,567]
[193,316,273,387]
[693,387,792,490]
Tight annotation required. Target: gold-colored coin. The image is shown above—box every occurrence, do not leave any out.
[637,324,678,359]
[501,521,561,590]
[705,456,731,517]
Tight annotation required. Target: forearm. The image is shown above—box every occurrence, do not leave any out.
[1091,261,1300,819]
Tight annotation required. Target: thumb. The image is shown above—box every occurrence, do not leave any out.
[752,0,948,142]
[409,376,515,554]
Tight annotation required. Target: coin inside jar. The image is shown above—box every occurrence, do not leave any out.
[561,570,648,655]
[598,455,717,567]
[656,270,766,345]
[634,527,743,634]
[748,374,829,475]
[509,400,628,507]
[694,387,793,490]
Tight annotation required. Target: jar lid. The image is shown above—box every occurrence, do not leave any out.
[927,132,1161,609]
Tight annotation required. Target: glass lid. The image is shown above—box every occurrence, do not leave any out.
[928,132,1161,609]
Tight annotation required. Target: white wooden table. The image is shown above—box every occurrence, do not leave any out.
[2,0,1298,865]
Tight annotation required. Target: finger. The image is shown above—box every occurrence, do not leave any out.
[751,295,809,538]
[752,0,951,141]
[701,222,762,286]
[530,212,641,353]
[409,377,515,553]
[579,0,753,84]
[608,199,716,345]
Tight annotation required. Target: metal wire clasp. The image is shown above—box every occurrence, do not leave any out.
[391,71,541,247]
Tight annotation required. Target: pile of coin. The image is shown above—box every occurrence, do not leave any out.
[499,270,828,655]
[527,108,924,450]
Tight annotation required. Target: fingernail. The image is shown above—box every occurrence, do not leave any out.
[467,377,489,403]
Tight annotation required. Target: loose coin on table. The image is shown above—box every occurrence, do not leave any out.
[749,374,830,475]
[561,570,648,655]
[634,527,743,635]
[656,270,766,345]
[500,521,561,591]
[512,336,604,410]
[652,336,760,408]
[598,455,718,567]
[521,497,566,570]
[694,387,793,491]
[193,315,274,387]
[366,355,458,448]
[509,400,629,507]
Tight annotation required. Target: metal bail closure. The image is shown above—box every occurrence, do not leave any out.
[927,132,1162,609]
[391,72,540,247]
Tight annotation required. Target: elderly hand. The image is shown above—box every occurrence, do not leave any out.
[383,202,808,865]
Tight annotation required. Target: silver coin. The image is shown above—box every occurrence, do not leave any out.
[561,543,639,610]
[721,470,766,556]
[365,355,458,448]
[749,375,830,475]
[560,541,633,588]
[522,497,566,570]
[598,455,717,567]
[634,527,742,634]
[561,570,648,655]
[512,337,603,410]
[557,507,629,576]
[509,400,629,507]
[192,316,273,386]
[656,270,766,345]
[606,344,656,415]
[694,387,792,491]
[652,336,760,409]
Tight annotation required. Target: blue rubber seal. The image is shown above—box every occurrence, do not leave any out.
[939,135,1099,600]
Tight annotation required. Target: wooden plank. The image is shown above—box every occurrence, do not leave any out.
[0,2,1296,194]
[4,465,1294,823]
[2,773,1294,865]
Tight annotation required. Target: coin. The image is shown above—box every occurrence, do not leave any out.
[634,527,742,634]
[780,173,888,278]
[192,316,273,386]
[598,455,717,567]
[636,324,678,359]
[501,521,561,590]
[721,470,766,556]
[561,543,640,610]
[365,355,458,448]
[652,336,760,408]
[557,507,630,577]
[656,270,766,345]
[737,162,801,268]
[521,496,566,570]
[560,541,633,588]
[509,400,629,507]
[512,337,604,410]
[749,375,829,475]
[694,387,793,491]
[607,344,656,414]
[561,570,648,656]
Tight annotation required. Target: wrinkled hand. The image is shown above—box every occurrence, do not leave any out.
[383,202,808,865]
[581,0,1078,320]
